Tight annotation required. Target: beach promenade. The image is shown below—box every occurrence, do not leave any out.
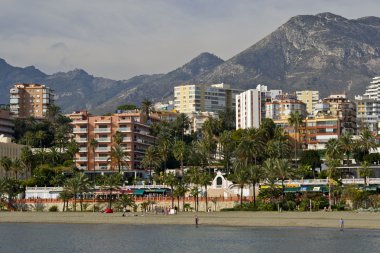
[1,211,379,229]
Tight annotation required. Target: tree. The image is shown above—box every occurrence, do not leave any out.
[173,113,190,140]
[64,175,82,211]
[186,166,202,211]
[299,150,322,178]
[219,130,236,174]
[235,128,263,165]
[288,111,304,166]
[325,138,342,160]
[199,171,213,211]
[108,145,129,173]
[141,98,154,123]
[358,161,372,185]
[338,132,354,167]
[88,138,99,185]
[141,146,160,183]
[20,146,34,178]
[59,190,73,212]
[248,165,262,207]
[113,131,124,146]
[172,140,187,179]
[231,163,250,208]
[117,104,138,111]
[157,131,172,174]
[11,158,24,180]
[0,156,12,179]
[102,173,123,209]
[116,194,136,212]
[164,172,178,208]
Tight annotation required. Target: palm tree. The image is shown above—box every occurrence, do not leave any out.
[358,128,377,154]
[164,172,178,208]
[157,131,172,175]
[186,166,202,211]
[20,146,34,178]
[64,175,82,211]
[141,146,160,183]
[358,161,372,185]
[172,140,186,179]
[273,159,292,198]
[338,132,354,167]
[174,113,190,140]
[231,163,250,208]
[35,130,47,150]
[199,171,213,211]
[249,164,262,207]
[108,145,129,173]
[88,138,98,185]
[59,190,73,211]
[288,111,304,166]
[235,128,263,165]
[0,156,12,179]
[117,194,136,212]
[113,131,124,146]
[219,130,236,174]
[11,158,24,180]
[141,98,154,123]
[77,173,91,211]
[102,173,123,209]
[325,138,342,160]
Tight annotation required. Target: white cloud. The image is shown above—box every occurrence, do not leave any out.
[0,0,379,80]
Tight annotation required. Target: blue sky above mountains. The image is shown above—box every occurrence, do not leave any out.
[0,0,379,80]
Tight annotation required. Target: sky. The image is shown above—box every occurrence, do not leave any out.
[0,0,379,80]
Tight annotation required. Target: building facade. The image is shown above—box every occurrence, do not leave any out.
[0,109,14,138]
[9,83,54,118]
[296,90,319,115]
[265,94,307,120]
[174,83,242,114]
[236,85,282,129]
[355,77,380,134]
[68,111,156,172]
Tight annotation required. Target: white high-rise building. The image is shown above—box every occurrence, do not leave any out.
[355,77,380,133]
[236,85,282,129]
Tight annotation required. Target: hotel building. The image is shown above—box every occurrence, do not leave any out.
[68,111,156,172]
[236,85,282,129]
[296,90,319,115]
[174,83,242,114]
[9,83,54,118]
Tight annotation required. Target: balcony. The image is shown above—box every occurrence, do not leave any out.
[94,128,111,133]
[118,127,131,132]
[95,147,111,152]
[96,137,111,142]
[122,137,131,142]
[79,147,88,152]
[77,157,88,161]
[73,128,87,133]
[95,119,111,124]
[77,166,88,170]
[95,156,109,162]
[95,166,110,170]
[72,120,88,124]
[76,138,88,143]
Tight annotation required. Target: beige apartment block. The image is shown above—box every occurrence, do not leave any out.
[174,83,242,114]
[296,90,319,115]
[0,109,14,137]
[266,94,307,121]
[68,111,157,172]
[10,83,54,118]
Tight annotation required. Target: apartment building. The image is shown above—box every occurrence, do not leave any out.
[355,77,380,133]
[296,90,319,115]
[9,83,54,118]
[174,83,242,114]
[265,94,307,120]
[0,109,14,138]
[68,110,156,172]
[236,85,282,129]
[321,93,357,134]
[274,115,341,150]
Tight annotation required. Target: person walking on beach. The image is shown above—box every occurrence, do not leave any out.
[195,215,199,227]
[339,218,344,231]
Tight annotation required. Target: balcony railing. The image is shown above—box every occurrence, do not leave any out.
[123,137,132,142]
[94,128,111,133]
[76,138,88,143]
[118,127,131,132]
[95,166,110,170]
[77,157,88,161]
[95,157,109,162]
[95,147,111,152]
[96,138,111,142]
[79,147,88,152]
[77,166,88,170]
[73,128,88,133]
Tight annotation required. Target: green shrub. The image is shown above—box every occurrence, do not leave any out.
[49,205,59,212]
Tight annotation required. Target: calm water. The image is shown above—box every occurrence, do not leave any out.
[0,223,379,253]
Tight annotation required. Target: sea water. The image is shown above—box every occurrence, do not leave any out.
[0,223,379,253]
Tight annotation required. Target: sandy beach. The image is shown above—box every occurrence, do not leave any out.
[1,211,379,229]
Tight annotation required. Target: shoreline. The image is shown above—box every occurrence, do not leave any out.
[1,211,380,229]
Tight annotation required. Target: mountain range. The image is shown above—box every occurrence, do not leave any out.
[0,12,379,114]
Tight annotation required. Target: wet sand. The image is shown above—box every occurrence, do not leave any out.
[1,211,379,229]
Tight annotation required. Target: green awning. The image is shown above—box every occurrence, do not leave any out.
[284,187,301,193]
[144,189,167,193]
[133,189,145,196]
